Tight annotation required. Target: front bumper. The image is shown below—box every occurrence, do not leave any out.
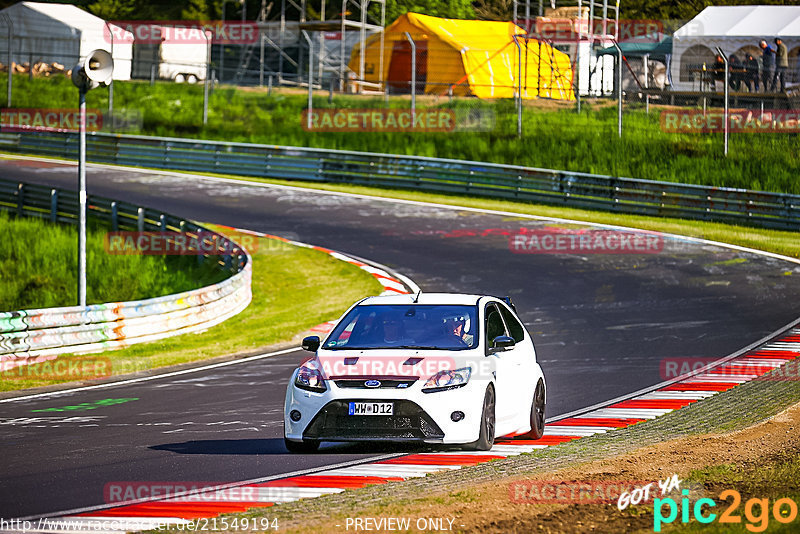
[302,399,445,442]
[284,371,489,444]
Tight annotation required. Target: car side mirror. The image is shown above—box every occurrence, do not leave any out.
[302,335,320,352]
[489,335,515,353]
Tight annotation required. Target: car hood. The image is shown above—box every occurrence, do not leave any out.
[315,349,477,380]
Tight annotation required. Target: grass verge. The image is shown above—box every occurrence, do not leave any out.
[7,74,800,194]
[0,226,384,392]
[0,211,225,310]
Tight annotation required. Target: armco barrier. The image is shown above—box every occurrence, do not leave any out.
[1,131,799,231]
[0,178,251,370]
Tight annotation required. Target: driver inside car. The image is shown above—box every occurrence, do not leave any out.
[442,313,473,346]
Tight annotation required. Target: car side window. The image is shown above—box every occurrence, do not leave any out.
[485,303,506,345]
[499,304,525,343]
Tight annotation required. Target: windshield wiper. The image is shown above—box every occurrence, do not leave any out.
[397,345,443,350]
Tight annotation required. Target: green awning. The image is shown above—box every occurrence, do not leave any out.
[596,37,673,62]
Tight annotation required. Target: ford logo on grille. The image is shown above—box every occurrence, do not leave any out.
[364,380,381,388]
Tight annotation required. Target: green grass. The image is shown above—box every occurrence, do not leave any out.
[0,211,224,310]
[0,226,384,392]
[7,73,800,194]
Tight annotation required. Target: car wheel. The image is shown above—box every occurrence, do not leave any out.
[530,380,545,439]
[465,386,495,451]
[174,73,186,83]
[284,437,319,453]
[186,74,198,84]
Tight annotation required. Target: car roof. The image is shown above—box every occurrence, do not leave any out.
[358,293,487,306]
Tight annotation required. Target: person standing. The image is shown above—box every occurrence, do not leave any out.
[760,39,776,92]
[774,37,788,92]
[745,53,760,92]
[729,54,742,91]
[712,54,726,91]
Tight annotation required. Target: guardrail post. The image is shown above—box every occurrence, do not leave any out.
[137,207,144,232]
[111,201,118,231]
[113,135,121,164]
[197,233,206,266]
[50,189,58,222]
[16,182,23,217]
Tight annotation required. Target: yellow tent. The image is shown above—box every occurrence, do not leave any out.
[349,12,575,100]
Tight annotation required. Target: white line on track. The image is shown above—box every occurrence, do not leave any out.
[5,153,800,266]
[0,347,301,404]
[4,154,800,524]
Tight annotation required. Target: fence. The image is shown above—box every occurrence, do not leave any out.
[0,177,252,370]
[1,130,798,231]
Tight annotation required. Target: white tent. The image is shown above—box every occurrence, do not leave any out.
[671,5,800,91]
[0,2,132,80]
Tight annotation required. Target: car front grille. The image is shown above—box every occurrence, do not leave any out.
[303,400,445,442]
[333,379,418,389]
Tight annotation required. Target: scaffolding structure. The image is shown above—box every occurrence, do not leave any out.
[516,0,620,96]
[230,0,384,89]
[227,0,621,96]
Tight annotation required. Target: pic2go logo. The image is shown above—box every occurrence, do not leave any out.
[653,490,798,532]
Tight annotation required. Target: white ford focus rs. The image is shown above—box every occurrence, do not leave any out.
[284,293,546,452]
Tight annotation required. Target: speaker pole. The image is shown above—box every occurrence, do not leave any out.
[72,49,114,308]
[78,84,87,308]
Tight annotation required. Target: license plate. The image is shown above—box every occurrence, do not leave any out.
[348,402,393,416]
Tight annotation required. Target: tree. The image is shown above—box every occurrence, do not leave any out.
[181,0,212,21]
[473,0,513,22]
[88,0,137,20]
[384,0,475,24]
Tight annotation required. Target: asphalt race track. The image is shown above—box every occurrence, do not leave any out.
[1,158,799,519]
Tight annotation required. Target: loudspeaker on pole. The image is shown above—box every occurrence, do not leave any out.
[72,49,114,91]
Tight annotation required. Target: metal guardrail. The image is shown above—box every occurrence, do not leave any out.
[0,177,252,369]
[1,131,799,231]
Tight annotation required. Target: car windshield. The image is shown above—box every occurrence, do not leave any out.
[323,304,478,350]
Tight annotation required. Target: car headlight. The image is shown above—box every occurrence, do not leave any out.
[294,361,327,393]
[422,367,471,393]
